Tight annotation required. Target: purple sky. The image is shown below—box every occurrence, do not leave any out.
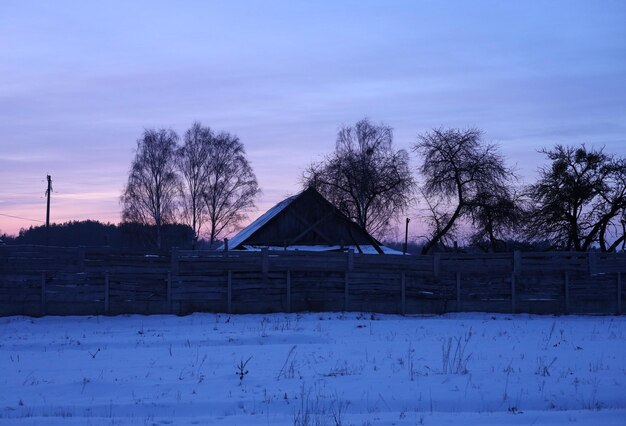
[1,1,625,238]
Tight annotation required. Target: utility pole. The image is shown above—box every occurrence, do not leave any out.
[403,217,410,255]
[45,175,52,245]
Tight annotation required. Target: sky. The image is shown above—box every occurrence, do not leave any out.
[1,1,625,238]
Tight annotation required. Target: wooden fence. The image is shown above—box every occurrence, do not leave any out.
[1,245,625,316]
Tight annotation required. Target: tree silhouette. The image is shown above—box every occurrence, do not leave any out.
[204,131,259,247]
[121,128,179,249]
[304,118,415,238]
[415,128,515,254]
[526,145,626,252]
[176,122,212,249]
[467,189,524,252]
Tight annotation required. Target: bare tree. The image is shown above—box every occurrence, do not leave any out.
[204,132,259,247]
[467,188,524,252]
[526,145,626,252]
[176,122,212,249]
[303,118,415,238]
[414,128,515,254]
[419,187,461,250]
[121,128,179,249]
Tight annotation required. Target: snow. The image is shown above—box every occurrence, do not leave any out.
[240,244,403,254]
[219,194,298,250]
[1,312,625,425]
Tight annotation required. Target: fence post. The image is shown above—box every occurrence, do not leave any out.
[588,251,597,275]
[78,246,85,272]
[40,271,46,316]
[261,248,269,277]
[104,271,110,314]
[456,272,461,312]
[345,249,354,311]
[513,250,522,272]
[564,272,570,314]
[170,247,178,314]
[433,253,441,279]
[166,271,172,314]
[512,251,521,314]
[171,247,179,273]
[227,270,232,314]
[618,272,622,315]
[286,270,292,314]
[400,272,406,315]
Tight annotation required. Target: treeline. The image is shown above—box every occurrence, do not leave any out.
[6,119,622,254]
[120,123,259,249]
[81,119,626,253]
[1,221,194,251]
[304,119,626,254]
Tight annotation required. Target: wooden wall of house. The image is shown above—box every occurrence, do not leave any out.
[242,190,376,247]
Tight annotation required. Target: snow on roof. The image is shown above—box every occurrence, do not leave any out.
[221,192,300,250]
[379,245,404,255]
[239,244,404,255]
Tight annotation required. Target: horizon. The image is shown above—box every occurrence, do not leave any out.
[1,1,625,238]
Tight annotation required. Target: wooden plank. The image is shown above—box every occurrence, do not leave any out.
[618,273,622,315]
[261,248,269,276]
[401,272,406,315]
[167,271,172,314]
[77,246,85,271]
[345,249,353,311]
[588,251,597,275]
[227,270,232,314]
[286,270,291,314]
[46,293,105,303]
[170,288,226,297]
[596,253,626,273]
[171,247,179,275]
[513,251,522,274]
[2,246,625,316]
[433,253,441,278]
[0,296,42,304]
[511,274,516,314]
[440,256,513,274]
[352,254,426,268]
[288,211,334,245]
[347,249,354,271]
[344,270,349,311]
[40,271,46,315]
[85,266,170,274]
[456,272,461,312]
[271,257,348,272]
[104,271,110,314]
[171,293,224,302]
[564,272,570,314]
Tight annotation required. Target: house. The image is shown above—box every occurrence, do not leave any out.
[222,187,400,254]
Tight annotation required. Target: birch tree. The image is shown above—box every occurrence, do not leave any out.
[204,132,259,247]
[121,128,179,249]
[303,118,415,238]
[176,122,212,249]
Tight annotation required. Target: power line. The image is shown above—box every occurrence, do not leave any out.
[0,213,44,223]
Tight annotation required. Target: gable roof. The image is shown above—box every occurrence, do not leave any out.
[222,187,384,253]
[225,192,298,250]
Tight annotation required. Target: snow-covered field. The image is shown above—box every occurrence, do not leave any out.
[1,312,625,425]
